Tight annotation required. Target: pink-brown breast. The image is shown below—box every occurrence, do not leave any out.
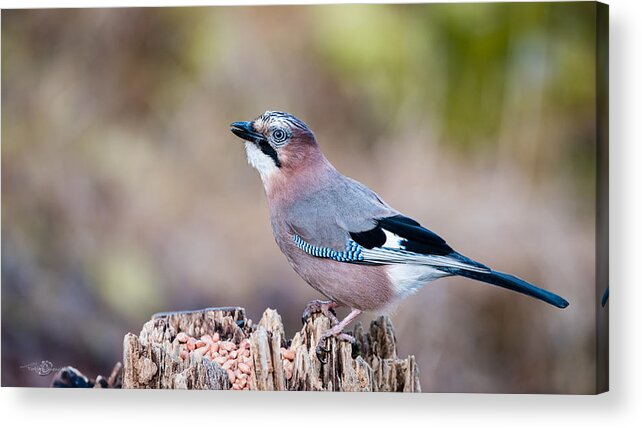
[270,216,395,311]
[262,152,396,311]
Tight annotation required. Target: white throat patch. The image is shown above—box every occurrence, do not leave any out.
[244,142,279,182]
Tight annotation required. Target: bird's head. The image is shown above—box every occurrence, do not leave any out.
[230,111,320,182]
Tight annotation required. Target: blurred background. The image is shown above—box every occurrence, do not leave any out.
[2,3,599,392]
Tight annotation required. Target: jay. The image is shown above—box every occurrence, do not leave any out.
[230,111,569,362]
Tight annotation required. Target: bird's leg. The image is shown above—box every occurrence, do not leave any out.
[315,308,362,363]
[301,299,340,326]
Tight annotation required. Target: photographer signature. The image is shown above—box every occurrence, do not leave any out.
[20,360,61,376]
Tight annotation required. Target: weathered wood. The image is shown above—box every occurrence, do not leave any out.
[122,306,421,392]
[122,307,250,389]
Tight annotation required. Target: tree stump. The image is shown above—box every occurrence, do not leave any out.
[122,306,421,391]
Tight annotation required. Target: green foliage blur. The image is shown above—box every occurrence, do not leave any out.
[2,3,600,391]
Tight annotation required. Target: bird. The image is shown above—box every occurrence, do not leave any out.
[230,111,569,362]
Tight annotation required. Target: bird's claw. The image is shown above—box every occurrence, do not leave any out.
[314,331,357,364]
[301,299,339,326]
[336,333,356,344]
[315,341,330,363]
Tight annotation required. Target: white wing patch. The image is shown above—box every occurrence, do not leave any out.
[374,228,490,273]
[382,229,403,250]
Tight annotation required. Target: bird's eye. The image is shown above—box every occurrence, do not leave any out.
[271,128,288,145]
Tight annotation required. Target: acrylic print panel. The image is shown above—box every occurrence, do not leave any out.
[1,2,608,393]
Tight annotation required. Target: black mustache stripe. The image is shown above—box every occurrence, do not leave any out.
[258,139,281,168]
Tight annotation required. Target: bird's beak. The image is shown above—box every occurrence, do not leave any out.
[230,121,265,144]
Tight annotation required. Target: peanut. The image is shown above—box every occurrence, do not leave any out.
[222,359,236,370]
[238,362,251,375]
[282,349,295,361]
[227,369,236,383]
[284,360,293,374]
[194,346,210,359]
[176,332,189,343]
[187,337,197,351]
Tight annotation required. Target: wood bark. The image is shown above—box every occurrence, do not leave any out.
[122,306,420,391]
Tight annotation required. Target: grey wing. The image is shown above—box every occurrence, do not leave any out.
[285,176,397,251]
[285,176,490,273]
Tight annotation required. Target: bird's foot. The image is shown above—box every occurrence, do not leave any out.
[315,330,357,364]
[313,308,362,363]
[301,299,339,326]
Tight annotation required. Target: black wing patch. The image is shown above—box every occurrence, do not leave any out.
[335,215,490,272]
[350,215,453,256]
[349,227,386,249]
[349,214,454,256]
[378,215,453,256]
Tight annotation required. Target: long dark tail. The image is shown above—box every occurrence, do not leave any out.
[455,269,569,308]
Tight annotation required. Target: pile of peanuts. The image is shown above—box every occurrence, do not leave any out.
[174,331,298,389]
[175,332,252,390]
